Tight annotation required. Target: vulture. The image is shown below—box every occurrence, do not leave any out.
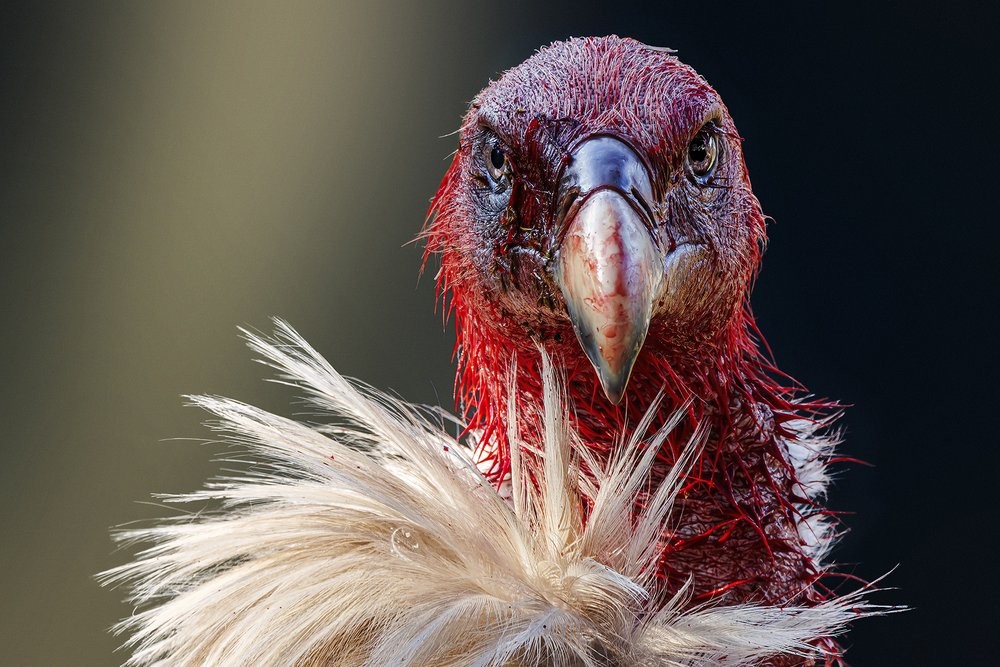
[102,36,883,666]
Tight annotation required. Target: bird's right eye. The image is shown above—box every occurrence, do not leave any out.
[489,146,506,178]
[483,140,511,189]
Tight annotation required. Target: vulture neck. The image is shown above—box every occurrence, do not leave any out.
[455,302,812,483]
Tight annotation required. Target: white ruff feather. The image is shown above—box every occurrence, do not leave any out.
[101,321,874,666]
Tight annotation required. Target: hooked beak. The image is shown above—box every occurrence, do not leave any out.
[555,137,663,405]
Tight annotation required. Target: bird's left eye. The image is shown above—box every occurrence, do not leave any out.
[687,126,719,183]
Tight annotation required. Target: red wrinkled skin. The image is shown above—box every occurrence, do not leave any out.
[425,37,851,666]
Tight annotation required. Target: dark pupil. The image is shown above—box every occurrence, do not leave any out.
[490,146,506,172]
[689,136,708,163]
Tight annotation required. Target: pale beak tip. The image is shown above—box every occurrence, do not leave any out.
[600,374,628,405]
[591,341,640,406]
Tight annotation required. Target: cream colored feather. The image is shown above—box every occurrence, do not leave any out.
[100,321,875,666]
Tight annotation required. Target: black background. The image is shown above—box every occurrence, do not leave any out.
[2,2,997,664]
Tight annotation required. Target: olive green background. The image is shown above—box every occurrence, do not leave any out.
[2,2,995,664]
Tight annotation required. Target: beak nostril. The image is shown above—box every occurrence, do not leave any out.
[559,135,655,206]
[631,186,658,228]
[554,186,581,229]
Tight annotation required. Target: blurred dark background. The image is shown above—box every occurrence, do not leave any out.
[2,1,996,664]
